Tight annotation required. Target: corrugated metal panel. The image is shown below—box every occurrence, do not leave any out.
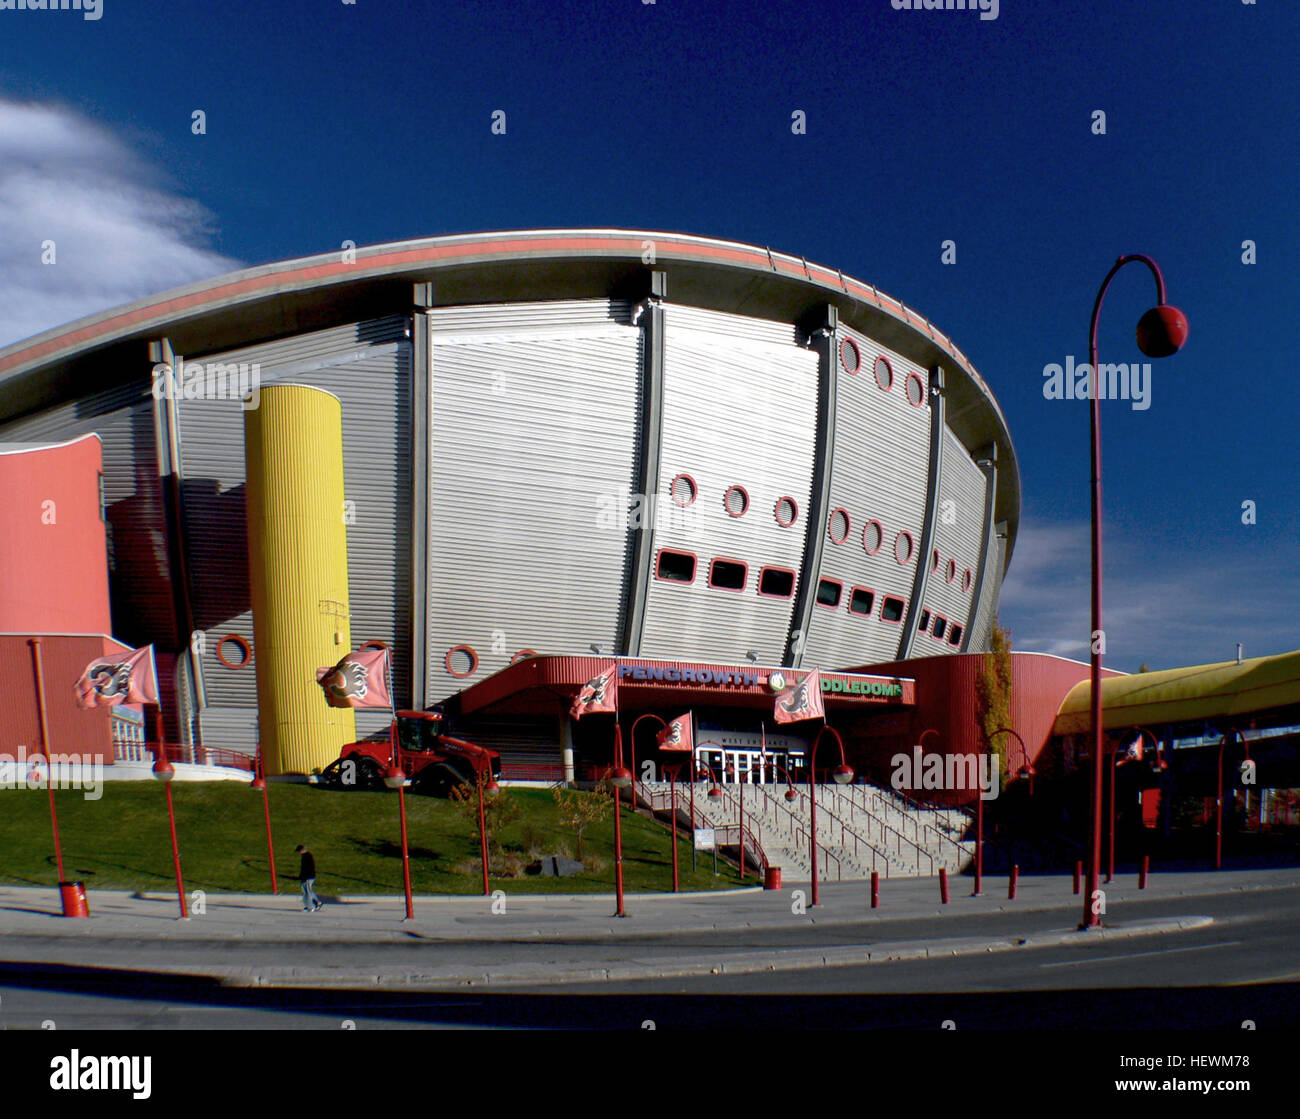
[916,429,987,655]
[639,307,819,663]
[0,379,177,651]
[969,531,1005,651]
[427,301,642,701]
[455,715,560,769]
[178,317,412,747]
[800,325,931,669]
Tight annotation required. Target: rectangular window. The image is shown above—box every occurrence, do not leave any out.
[948,624,964,647]
[849,587,875,616]
[816,579,842,608]
[709,558,747,592]
[932,616,948,640]
[881,595,905,623]
[656,549,696,583]
[758,567,796,598]
[918,608,931,632]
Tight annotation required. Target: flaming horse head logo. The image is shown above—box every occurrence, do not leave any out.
[779,675,814,718]
[87,662,133,699]
[580,673,608,707]
[664,721,683,746]
[320,659,369,702]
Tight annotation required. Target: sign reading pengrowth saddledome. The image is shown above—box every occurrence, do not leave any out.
[615,663,912,704]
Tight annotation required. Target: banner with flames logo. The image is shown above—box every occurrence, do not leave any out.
[74,645,160,708]
[569,664,618,720]
[656,713,693,752]
[316,643,392,709]
[773,669,825,725]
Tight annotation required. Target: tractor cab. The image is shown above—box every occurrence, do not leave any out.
[394,709,444,753]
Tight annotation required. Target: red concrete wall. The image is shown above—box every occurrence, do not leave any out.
[0,435,111,634]
[0,634,122,759]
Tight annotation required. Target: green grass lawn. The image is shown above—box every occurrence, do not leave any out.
[0,783,743,896]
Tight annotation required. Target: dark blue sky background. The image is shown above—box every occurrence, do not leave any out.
[2,0,1297,670]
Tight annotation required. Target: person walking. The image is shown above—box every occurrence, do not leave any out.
[296,844,323,911]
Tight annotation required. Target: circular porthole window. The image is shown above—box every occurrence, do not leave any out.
[510,649,538,664]
[774,496,799,527]
[862,519,884,555]
[874,355,894,392]
[946,558,958,584]
[723,485,750,518]
[828,507,851,545]
[894,530,915,565]
[215,634,252,669]
[931,547,941,573]
[445,645,478,678]
[906,371,927,407]
[962,567,974,592]
[670,473,698,506]
[840,337,861,374]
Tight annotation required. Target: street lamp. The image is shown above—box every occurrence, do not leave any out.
[151,748,188,919]
[1106,727,1159,882]
[808,726,854,907]
[609,723,633,918]
[1214,726,1240,871]
[383,762,414,920]
[1082,255,1188,931]
[250,748,278,894]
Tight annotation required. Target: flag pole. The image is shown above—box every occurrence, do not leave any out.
[27,638,66,883]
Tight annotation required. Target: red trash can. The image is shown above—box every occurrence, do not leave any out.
[763,866,782,891]
[59,881,88,918]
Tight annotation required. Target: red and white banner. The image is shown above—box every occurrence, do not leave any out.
[74,645,159,708]
[569,664,618,720]
[1118,732,1145,764]
[657,714,693,752]
[774,670,825,725]
[317,643,392,709]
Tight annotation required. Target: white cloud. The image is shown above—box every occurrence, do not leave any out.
[999,518,1300,671]
[0,100,241,348]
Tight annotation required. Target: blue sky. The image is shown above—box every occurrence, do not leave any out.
[1,0,1297,671]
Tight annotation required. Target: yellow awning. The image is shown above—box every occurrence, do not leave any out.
[1052,648,1300,736]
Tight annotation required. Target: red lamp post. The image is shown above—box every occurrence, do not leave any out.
[1082,255,1188,931]
[151,749,188,920]
[808,726,854,907]
[250,748,278,894]
[1213,727,1240,871]
[26,638,65,885]
[608,725,633,918]
[474,759,492,897]
[983,727,1025,896]
[1106,727,1159,882]
[384,763,414,920]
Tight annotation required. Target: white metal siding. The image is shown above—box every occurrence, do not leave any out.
[639,306,819,663]
[800,325,931,669]
[427,301,641,702]
[178,317,412,746]
[916,429,987,655]
[969,530,1006,652]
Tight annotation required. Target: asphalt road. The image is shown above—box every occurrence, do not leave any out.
[1,881,1297,1029]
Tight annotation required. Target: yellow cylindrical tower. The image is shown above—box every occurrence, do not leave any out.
[244,385,355,775]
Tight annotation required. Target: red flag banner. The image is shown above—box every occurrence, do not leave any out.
[657,714,693,752]
[1118,733,1144,764]
[773,669,825,725]
[316,643,392,709]
[569,664,618,720]
[74,645,159,708]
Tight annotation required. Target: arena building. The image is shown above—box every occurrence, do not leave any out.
[0,229,1022,778]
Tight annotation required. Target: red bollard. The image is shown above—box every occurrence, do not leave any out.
[870,870,879,910]
[1139,854,1149,889]
[939,867,949,904]
[1008,865,1019,900]
[1073,860,1082,895]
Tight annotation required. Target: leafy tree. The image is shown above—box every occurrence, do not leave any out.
[975,620,1013,787]
[551,784,611,859]
[449,780,521,858]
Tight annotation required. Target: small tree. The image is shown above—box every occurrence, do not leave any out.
[552,784,611,860]
[975,621,1013,787]
[449,779,521,859]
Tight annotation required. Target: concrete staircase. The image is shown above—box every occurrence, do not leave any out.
[635,780,974,880]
